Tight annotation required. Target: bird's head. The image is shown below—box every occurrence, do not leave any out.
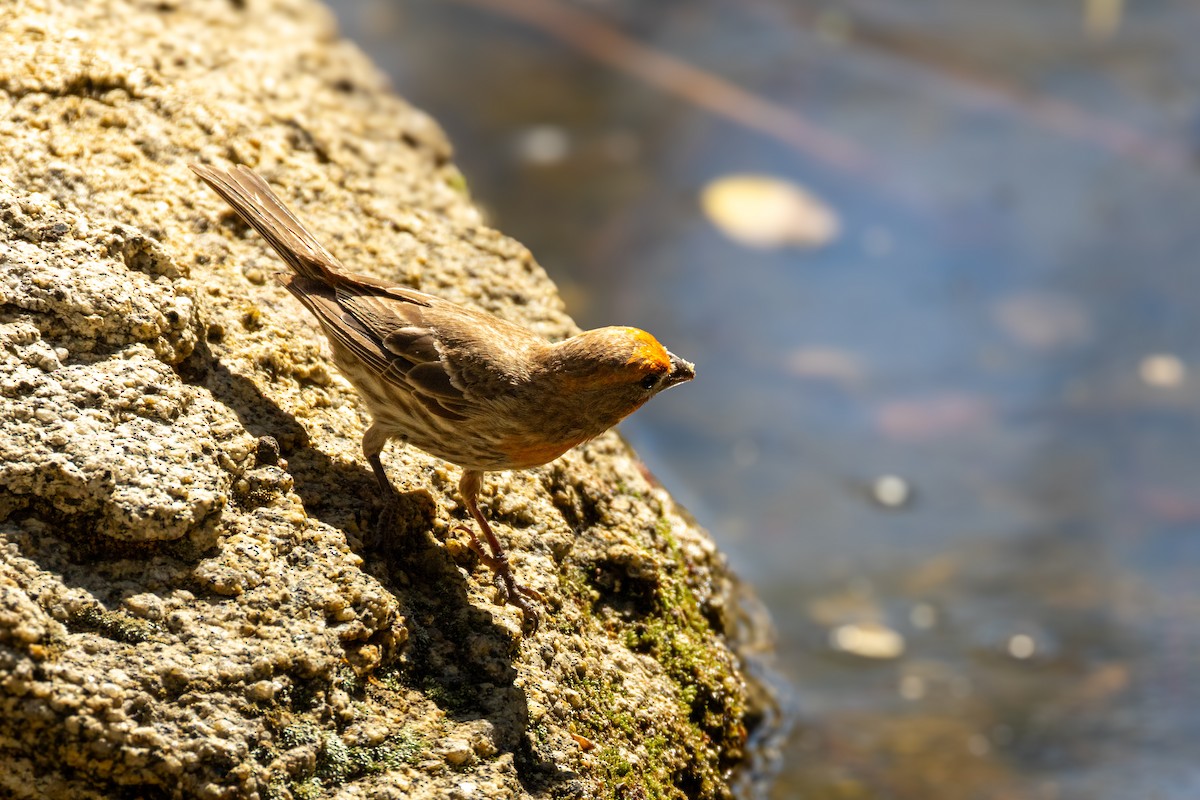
[544,326,695,432]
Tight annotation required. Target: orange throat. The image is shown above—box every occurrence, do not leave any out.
[497,435,586,469]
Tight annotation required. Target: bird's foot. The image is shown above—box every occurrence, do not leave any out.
[455,524,544,630]
[367,490,400,551]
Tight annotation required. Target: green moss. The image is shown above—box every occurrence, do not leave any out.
[597,746,633,779]
[653,517,678,549]
[291,778,324,800]
[568,517,746,799]
[555,565,601,627]
[281,727,425,791]
[313,729,426,783]
[371,667,406,693]
[278,721,321,749]
[271,713,425,793]
[363,730,426,772]
[263,777,292,800]
[533,723,551,748]
[566,673,680,799]
[331,663,364,695]
[315,733,354,783]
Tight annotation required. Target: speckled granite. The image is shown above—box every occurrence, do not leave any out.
[0,1,761,797]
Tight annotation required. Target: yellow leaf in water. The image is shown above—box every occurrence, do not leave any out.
[829,622,905,660]
[700,174,839,249]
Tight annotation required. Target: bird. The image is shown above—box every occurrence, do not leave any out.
[190,164,694,628]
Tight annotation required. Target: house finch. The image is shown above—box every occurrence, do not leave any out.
[191,164,694,628]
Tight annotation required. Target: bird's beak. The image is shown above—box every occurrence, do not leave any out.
[665,351,696,388]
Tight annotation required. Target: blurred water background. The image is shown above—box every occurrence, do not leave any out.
[328,1,1200,797]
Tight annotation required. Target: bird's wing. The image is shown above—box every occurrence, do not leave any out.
[194,164,491,422]
[281,274,477,422]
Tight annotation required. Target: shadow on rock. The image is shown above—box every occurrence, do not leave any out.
[376,520,576,792]
[179,342,565,781]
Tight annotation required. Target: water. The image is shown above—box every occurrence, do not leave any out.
[329,1,1200,796]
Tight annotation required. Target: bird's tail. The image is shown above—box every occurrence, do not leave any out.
[190,163,344,282]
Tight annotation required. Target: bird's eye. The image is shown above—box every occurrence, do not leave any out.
[640,374,659,390]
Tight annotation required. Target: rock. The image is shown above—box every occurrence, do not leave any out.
[0,1,772,798]
[0,326,241,542]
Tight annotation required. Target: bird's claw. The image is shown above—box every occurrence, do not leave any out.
[509,590,541,633]
[515,583,546,602]
[453,523,543,630]
[367,492,400,550]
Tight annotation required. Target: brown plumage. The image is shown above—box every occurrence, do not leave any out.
[191,164,694,627]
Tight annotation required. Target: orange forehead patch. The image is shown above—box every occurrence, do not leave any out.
[623,328,671,373]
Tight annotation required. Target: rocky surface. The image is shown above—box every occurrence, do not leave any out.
[0,1,766,798]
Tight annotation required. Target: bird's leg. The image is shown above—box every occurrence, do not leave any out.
[364,423,399,547]
[458,470,544,627]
